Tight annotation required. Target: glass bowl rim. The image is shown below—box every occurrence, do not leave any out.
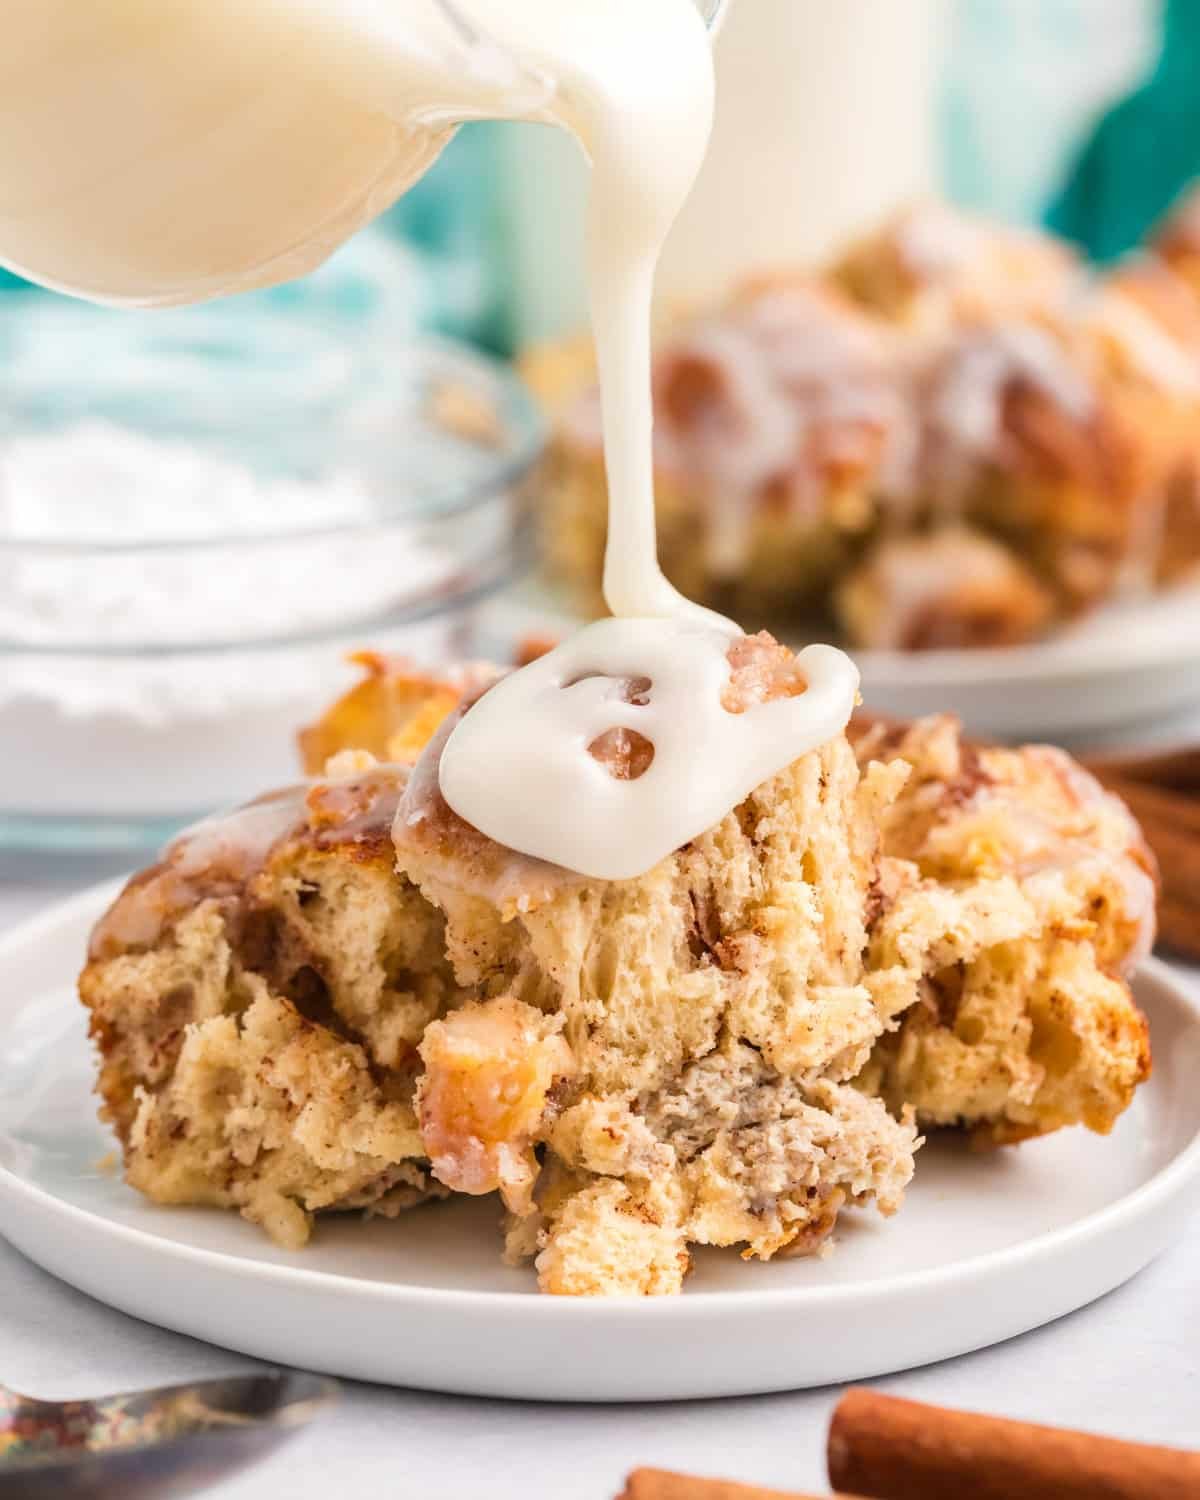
[0,518,534,658]
[0,334,546,555]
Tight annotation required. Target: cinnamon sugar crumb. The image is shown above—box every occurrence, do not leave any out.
[574,673,656,780]
[305,770,391,832]
[323,749,379,779]
[721,631,808,713]
[588,727,656,780]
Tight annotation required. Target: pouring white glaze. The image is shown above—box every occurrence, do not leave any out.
[439,621,858,880]
[435,0,860,879]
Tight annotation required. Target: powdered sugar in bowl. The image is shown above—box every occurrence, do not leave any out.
[0,288,542,851]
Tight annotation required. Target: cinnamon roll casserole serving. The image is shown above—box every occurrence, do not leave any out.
[79,643,1154,1295]
[534,197,1200,651]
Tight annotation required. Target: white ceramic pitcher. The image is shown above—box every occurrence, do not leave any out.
[0,0,726,309]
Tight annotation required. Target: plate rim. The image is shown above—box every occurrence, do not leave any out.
[1,881,1199,1322]
[498,577,1200,685]
[853,586,1200,684]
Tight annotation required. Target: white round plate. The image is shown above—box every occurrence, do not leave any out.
[855,586,1200,741]
[2,883,1199,1403]
[479,582,1200,742]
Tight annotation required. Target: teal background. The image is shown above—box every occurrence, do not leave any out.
[1049,0,1200,260]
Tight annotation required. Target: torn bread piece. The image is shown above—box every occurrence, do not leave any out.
[852,714,1154,1143]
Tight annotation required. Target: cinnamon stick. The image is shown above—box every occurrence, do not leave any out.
[618,1471,829,1500]
[827,1389,1200,1500]
[1081,744,1200,794]
[1088,769,1200,961]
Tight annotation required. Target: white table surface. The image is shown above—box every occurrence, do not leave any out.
[2,863,1198,1500]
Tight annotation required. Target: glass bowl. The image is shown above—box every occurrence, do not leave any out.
[0,293,543,853]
